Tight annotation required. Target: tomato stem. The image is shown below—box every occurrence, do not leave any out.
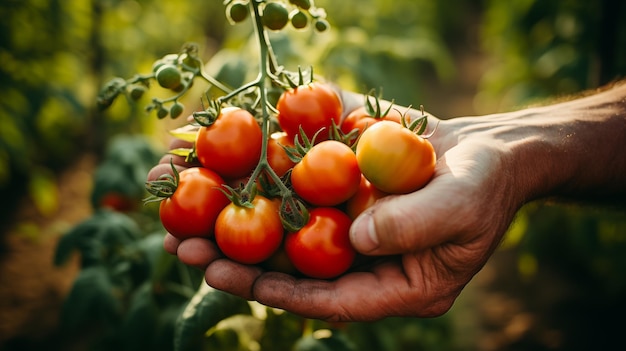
[245,1,292,195]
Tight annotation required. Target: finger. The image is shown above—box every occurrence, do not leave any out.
[169,137,193,150]
[163,233,181,255]
[252,259,456,322]
[177,237,222,269]
[205,259,264,301]
[146,162,189,181]
[349,168,467,255]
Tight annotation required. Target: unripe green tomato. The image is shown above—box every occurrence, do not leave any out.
[152,54,178,73]
[155,64,182,90]
[227,1,249,23]
[156,107,169,119]
[314,18,329,32]
[129,85,146,101]
[290,10,308,29]
[289,0,311,10]
[169,102,184,118]
[262,2,289,31]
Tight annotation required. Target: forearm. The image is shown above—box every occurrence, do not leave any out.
[446,82,626,206]
[536,83,626,201]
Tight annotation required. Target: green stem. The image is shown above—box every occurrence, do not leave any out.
[199,69,232,93]
[217,75,262,103]
[245,0,291,195]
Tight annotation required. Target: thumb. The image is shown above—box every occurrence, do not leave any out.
[349,180,461,255]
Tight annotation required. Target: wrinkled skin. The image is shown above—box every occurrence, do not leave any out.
[151,83,626,322]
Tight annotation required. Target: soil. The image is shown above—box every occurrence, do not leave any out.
[0,155,94,351]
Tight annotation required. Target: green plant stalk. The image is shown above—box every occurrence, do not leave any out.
[243,0,292,198]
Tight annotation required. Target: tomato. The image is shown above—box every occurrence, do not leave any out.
[314,19,329,32]
[262,1,289,31]
[356,121,436,194]
[340,105,403,135]
[227,1,248,23]
[289,0,311,10]
[155,64,182,90]
[261,243,298,274]
[98,192,137,212]
[291,140,361,206]
[169,102,184,119]
[159,167,230,239]
[267,131,296,178]
[215,196,284,264]
[195,107,262,179]
[285,207,356,279]
[345,175,388,220]
[276,82,342,142]
[289,10,308,29]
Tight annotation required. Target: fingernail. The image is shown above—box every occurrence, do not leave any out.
[350,213,379,253]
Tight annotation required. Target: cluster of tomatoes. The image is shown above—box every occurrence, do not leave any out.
[227,0,329,33]
[154,82,436,279]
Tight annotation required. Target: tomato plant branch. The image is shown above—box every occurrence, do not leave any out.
[243,0,291,195]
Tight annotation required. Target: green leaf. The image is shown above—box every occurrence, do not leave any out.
[259,309,304,351]
[173,282,252,351]
[120,283,160,350]
[169,127,198,142]
[293,330,357,351]
[60,266,122,331]
[54,209,141,267]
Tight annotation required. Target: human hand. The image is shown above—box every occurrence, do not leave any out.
[151,83,626,322]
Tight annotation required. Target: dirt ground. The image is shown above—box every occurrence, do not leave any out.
[0,156,94,351]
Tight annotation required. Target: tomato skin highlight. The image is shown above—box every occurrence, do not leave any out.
[356,121,436,194]
[195,107,262,179]
[291,140,361,206]
[214,196,284,265]
[345,175,388,220]
[276,82,342,142]
[285,207,356,279]
[159,167,230,239]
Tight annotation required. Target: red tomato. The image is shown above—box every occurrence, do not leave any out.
[285,207,355,279]
[261,243,298,274]
[267,131,296,178]
[195,107,262,179]
[159,167,230,239]
[214,195,284,264]
[345,175,388,220]
[291,140,361,206]
[340,105,403,135]
[356,121,436,194]
[98,192,136,212]
[276,82,342,142]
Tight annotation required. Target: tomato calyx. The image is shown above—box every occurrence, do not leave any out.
[283,121,356,162]
[192,99,222,127]
[279,195,309,233]
[399,104,439,137]
[144,160,180,204]
[218,183,258,210]
[327,119,360,150]
[282,126,317,163]
[364,88,395,119]
[282,66,314,89]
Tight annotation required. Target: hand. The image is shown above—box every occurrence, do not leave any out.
[151,83,626,322]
